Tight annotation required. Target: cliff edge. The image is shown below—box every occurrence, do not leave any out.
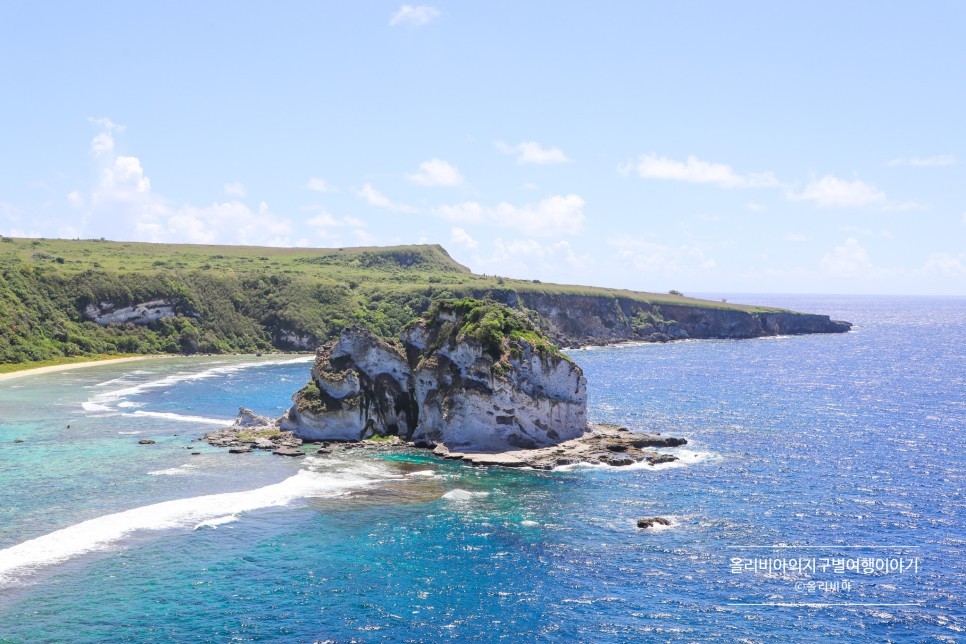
[281,299,587,451]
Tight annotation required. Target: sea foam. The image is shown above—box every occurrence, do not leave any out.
[82,356,313,414]
[0,467,371,585]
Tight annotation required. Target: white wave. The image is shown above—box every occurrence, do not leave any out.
[117,431,141,435]
[520,520,540,527]
[82,356,313,415]
[442,489,489,501]
[147,464,193,476]
[641,517,677,532]
[193,515,239,530]
[116,401,144,409]
[0,468,374,585]
[131,411,232,426]
[408,470,436,477]
[556,449,718,472]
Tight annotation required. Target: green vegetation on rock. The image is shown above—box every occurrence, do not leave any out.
[419,298,571,374]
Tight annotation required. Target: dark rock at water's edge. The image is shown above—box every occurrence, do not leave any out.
[204,407,303,453]
[637,517,672,529]
[204,410,686,471]
[432,423,687,470]
[138,439,155,445]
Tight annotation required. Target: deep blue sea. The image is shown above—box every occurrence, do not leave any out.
[0,295,963,642]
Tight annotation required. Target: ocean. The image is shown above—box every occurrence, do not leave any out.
[0,295,963,642]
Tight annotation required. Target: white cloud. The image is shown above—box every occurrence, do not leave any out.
[820,237,872,276]
[472,238,591,275]
[609,236,716,272]
[922,252,966,275]
[450,227,478,249]
[145,201,293,246]
[224,181,246,197]
[495,141,571,165]
[305,210,366,229]
[79,120,295,245]
[746,202,765,212]
[390,4,440,27]
[67,191,84,209]
[354,183,417,213]
[622,154,779,189]
[788,176,887,208]
[406,158,464,187]
[306,177,335,192]
[888,154,955,167]
[435,194,585,236]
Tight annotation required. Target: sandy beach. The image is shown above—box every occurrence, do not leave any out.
[0,356,168,382]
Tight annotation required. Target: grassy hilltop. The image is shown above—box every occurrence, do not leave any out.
[0,237,782,368]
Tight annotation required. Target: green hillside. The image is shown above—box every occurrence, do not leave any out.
[0,236,781,368]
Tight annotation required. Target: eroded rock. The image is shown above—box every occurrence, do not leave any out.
[281,300,588,452]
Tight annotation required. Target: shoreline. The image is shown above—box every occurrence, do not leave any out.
[0,352,314,383]
[0,355,168,382]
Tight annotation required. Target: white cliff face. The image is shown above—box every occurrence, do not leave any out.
[282,314,588,451]
[83,299,177,325]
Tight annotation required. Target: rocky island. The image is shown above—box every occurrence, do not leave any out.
[205,299,689,468]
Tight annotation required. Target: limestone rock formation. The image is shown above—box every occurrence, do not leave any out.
[280,299,588,451]
[83,299,178,325]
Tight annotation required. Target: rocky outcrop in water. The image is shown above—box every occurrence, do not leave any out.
[430,423,686,469]
[204,407,304,455]
[281,299,588,452]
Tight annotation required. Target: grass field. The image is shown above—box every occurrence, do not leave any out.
[0,236,784,367]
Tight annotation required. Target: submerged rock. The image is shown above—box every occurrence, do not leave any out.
[138,439,156,445]
[637,517,672,529]
[272,446,304,457]
[281,299,588,452]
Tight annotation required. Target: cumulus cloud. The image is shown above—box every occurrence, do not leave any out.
[820,237,872,276]
[888,154,955,167]
[435,194,584,236]
[306,177,335,192]
[450,227,478,249]
[609,236,716,272]
[406,158,464,187]
[224,182,246,197]
[78,120,294,245]
[471,238,591,276]
[495,141,571,165]
[788,176,887,208]
[921,252,966,275]
[354,183,417,213]
[305,210,366,229]
[620,154,779,189]
[390,4,440,27]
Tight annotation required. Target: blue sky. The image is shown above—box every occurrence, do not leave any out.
[0,2,963,295]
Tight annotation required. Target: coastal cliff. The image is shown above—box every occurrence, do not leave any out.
[281,299,588,451]
[0,238,850,366]
[480,291,851,347]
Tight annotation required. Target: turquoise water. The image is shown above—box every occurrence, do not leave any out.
[0,296,963,642]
